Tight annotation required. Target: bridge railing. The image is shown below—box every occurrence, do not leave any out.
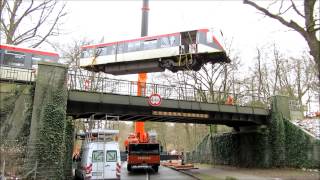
[67,72,269,108]
[0,66,35,83]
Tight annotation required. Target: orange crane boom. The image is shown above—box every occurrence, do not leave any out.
[136,72,148,143]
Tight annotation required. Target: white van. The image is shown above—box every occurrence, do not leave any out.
[75,130,121,180]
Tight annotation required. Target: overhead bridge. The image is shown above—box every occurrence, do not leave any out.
[0,68,269,126]
[67,73,269,126]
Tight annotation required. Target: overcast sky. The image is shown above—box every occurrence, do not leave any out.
[48,0,312,84]
[56,0,308,60]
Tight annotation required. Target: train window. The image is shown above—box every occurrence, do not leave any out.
[0,51,3,64]
[107,45,116,55]
[128,41,140,52]
[31,55,41,69]
[169,36,178,46]
[143,39,157,50]
[117,43,124,54]
[85,49,92,58]
[3,51,26,67]
[207,31,213,43]
[160,37,170,48]
[32,54,43,64]
[198,32,207,43]
[93,48,102,57]
[97,47,107,56]
[81,49,89,58]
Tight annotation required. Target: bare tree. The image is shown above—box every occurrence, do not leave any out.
[55,38,93,67]
[243,0,320,90]
[291,53,317,106]
[1,0,67,48]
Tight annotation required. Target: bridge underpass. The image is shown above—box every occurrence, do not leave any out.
[67,72,270,127]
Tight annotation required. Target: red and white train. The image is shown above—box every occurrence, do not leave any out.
[80,29,230,75]
[0,44,59,82]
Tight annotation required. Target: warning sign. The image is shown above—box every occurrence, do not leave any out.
[148,93,162,106]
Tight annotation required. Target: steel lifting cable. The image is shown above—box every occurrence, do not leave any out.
[90,48,102,68]
[185,31,195,71]
[178,31,193,70]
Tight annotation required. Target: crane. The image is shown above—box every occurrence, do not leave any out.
[124,0,161,172]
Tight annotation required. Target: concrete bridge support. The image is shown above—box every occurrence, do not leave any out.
[25,62,70,179]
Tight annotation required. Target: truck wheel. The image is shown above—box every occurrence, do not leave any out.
[127,164,132,172]
[74,170,84,180]
[152,165,159,172]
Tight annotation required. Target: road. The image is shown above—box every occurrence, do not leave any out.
[120,162,196,180]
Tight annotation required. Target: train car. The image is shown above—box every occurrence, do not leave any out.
[0,44,59,82]
[80,29,230,75]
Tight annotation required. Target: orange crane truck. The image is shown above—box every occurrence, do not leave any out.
[124,122,160,172]
[124,73,160,172]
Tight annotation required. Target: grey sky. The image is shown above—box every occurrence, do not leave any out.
[57,0,308,61]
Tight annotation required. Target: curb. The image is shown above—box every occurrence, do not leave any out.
[163,165,201,180]
[179,170,201,180]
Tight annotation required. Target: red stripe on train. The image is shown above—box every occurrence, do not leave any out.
[0,44,59,57]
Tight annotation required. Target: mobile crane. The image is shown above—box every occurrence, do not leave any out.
[124,0,161,172]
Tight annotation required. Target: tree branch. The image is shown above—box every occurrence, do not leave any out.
[290,0,305,18]
[243,0,307,39]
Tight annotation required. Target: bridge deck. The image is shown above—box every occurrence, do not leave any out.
[67,91,269,126]
[0,68,270,126]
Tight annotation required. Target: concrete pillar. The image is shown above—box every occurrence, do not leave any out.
[28,62,68,143]
[271,95,290,120]
[26,62,68,175]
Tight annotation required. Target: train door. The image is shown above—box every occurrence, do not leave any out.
[180,30,197,54]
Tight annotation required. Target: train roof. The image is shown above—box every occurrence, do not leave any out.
[0,44,59,57]
[81,29,209,49]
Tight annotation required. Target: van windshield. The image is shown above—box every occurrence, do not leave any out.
[128,144,159,155]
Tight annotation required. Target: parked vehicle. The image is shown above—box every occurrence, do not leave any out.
[75,129,121,180]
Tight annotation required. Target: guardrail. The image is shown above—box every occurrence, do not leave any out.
[0,66,35,83]
[67,71,269,108]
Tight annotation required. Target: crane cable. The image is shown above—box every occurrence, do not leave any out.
[178,31,194,71]
[185,31,196,71]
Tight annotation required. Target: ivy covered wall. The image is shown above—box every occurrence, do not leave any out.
[25,62,71,179]
[64,117,74,179]
[0,83,34,143]
[187,130,271,168]
[187,96,320,169]
[0,83,34,176]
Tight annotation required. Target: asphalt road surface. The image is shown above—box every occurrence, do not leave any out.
[120,162,196,180]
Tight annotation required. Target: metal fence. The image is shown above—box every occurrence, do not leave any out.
[68,71,269,108]
[0,67,269,108]
[0,66,35,83]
